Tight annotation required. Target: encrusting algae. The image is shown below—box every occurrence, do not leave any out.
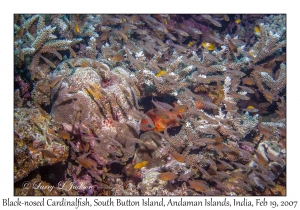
[14,14,286,196]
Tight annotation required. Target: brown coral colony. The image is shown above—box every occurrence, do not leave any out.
[14,14,286,196]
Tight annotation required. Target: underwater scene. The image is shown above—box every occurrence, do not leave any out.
[14,14,286,196]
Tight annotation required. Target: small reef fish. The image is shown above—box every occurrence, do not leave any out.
[95,181,111,190]
[85,82,102,100]
[194,138,216,144]
[258,123,273,137]
[133,29,148,35]
[68,46,77,58]
[84,142,90,153]
[173,28,189,37]
[195,100,205,110]
[113,30,128,41]
[262,90,273,102]
[188,180,209,193]
[254,27,261,33]
[278,127,286,137]
[156,70,167,77]
[202,42,216,51]
[152,98,173,110]
[140,103,187,132]
[217,159,234,170]
[171,105,188,114]
[216,163,227,171]
[187,27,202,35]
[224,15,230,21]
[153,109,170,119]
[229,40,237,53]
[57,130,73,140]
[134,161,148,169]
[76,153,97,170]
[170,151,185,163]
[235,19,241,24]
[81,61,88,67]
[258,102,271,108]
[45,132,57,144]
[100,31,110,42]
[187,41,196,48]
[106,173,123,178]
[254,150,269,168]
[209,18,222,27]
[157,172,177,181]
[88,170,102,182]
[105,17,123,24]
[242,77,255,86]
[40,55,56,68]
[196,165,212,179]
[243,105,259,113]
[166,32,177,41]
[75,23,80,33]
[208,158,217,171]
[110,54,124,62]
[41,150,57,159]
[125,15,141,24]
[279,139,286,149]
[122,23,137,30]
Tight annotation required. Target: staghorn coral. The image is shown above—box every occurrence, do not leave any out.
[251,63,286,103]
[248,23,286,64]
[14,15,82,79]
[14,14,286,196]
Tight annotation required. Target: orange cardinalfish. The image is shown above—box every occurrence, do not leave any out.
[140,104,187,132]
[188,180,209,193]
[170,151,185,163]
[157,172,177,181]
[76,152,97,171]
[100,31,110,42]
[57,130,73,140]
[41,150,57,159]
[110,54,124,62]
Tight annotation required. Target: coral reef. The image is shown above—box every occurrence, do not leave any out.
[14,14,286,196]
[14,106,69,182]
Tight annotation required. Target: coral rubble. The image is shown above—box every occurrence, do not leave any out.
[14,14,286,196]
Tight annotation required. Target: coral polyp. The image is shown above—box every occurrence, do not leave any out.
[14,14,286,196]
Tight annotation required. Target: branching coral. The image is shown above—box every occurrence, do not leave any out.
[249,23,286,64]
[251,63,286,103]
[14,15,83,78]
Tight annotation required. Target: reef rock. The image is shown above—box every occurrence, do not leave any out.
[50,58,141,136]
[14,107,69,182]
